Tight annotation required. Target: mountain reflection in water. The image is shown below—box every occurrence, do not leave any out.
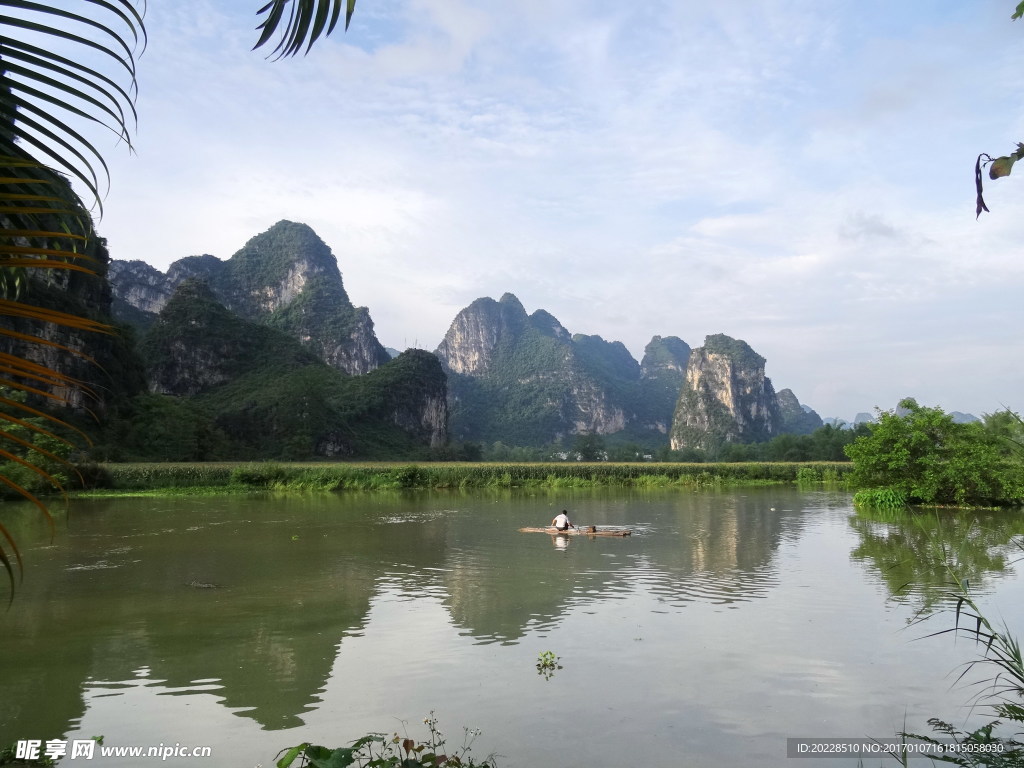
[2,488,1022,768]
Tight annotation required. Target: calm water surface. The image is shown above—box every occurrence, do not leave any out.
[2,487,1024,767]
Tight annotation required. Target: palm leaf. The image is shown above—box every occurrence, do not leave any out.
[0,150,114,596]
[0,395,93,445]
[254,0,356,59]
[1,0,144,213]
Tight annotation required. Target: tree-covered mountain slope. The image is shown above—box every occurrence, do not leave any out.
[110,220,390,375]
[434,293,689,447]
[109,280,446,460]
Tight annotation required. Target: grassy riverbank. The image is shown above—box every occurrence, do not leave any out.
[73,461,852,495]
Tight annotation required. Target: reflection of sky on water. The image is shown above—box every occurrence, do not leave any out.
[3,489,1024,767]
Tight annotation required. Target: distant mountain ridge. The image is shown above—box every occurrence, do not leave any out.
[434,292,693,445]
[822,408,980,428]
[107,220,988,457]
[110,220,390,375]
[105,221,445,459]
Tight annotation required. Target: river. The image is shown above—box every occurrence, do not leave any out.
[2,487,1023,767]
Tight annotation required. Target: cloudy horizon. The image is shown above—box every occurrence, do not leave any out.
[46,0,1024,422]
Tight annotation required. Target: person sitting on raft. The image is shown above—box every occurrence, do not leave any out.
[551,510,573,531]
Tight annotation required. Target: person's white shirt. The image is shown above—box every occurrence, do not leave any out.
[552,512,571,530]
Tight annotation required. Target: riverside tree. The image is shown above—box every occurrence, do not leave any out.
[845,398,1023,507]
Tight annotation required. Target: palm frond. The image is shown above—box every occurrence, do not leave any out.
[254,0,356,59]
[1,0,144,213]
[0,150,113,597]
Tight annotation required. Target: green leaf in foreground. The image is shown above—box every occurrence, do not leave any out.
[990,155,1017,179]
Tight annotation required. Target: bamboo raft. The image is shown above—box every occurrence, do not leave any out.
[518,526,632,537]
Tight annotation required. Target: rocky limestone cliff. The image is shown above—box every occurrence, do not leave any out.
[435,293,627,443]
[434,293,528,376]
[636,336,691,434]
[109,259,174,314]
[1,237,146,414]
[670,334,781,452]
[381,350,448,449]
[776,388,823,435]
[435,293,681,445]
[640,336,691,379]
[110,221,389,376]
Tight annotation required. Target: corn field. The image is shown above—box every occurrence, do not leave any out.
[89,461,853,493]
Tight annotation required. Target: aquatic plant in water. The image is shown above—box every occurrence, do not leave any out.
[536,650,562,681]
[276,713,497,768]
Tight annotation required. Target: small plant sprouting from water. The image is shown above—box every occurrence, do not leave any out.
[536,650,562,680]
[275,713,497,768]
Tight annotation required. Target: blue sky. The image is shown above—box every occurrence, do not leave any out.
[56,0,1024,420]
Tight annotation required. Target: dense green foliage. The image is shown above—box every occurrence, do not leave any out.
[92,349,445,462]
[80,460,852,495]
[572,333,641,387]
[141,278,323,382]
[701,333,765,370]
[846,399,1024,507]
[716,423,868,462]
[473,422,865,463]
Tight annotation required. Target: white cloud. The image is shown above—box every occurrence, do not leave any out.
[38,0,1020,420]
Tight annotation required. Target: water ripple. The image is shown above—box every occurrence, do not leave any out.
[600,561,780,607]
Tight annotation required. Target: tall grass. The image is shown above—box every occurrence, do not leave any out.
[904,566,1024,766]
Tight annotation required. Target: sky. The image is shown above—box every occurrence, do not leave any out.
[34,0,1024,421]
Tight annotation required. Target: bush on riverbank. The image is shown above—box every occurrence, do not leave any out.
[73,460,853,494]
[846,400,1024,508]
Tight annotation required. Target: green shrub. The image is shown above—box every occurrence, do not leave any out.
[853,487,908,509]
[795,466,819,484]
[821,466,841,484]
[846,399,1023,507]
